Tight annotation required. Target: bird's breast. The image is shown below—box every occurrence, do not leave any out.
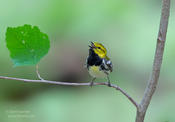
[88,65,108,78]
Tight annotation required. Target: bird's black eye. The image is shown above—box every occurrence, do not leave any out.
[97,47,101,49]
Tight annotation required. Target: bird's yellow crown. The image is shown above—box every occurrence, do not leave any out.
[90,42,109,59]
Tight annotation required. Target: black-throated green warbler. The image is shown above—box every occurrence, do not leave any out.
[86,42,113,86]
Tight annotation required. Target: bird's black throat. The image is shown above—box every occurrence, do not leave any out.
[87,48,102,68]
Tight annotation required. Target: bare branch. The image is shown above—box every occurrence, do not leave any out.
[136,0,170,121]
[0,75,139,109]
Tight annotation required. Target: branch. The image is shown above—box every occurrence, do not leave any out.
[136,0,170,121]
[0,75,139,109]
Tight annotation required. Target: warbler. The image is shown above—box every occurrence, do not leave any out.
[86,42,113,86]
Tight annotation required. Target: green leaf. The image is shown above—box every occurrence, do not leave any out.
[5,24,50,66]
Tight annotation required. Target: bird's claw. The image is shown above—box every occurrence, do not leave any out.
[90,81,94,87]
[107,82,111,87]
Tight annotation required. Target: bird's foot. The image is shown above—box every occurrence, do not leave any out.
[107,82,111,87]
[90,81,94,87]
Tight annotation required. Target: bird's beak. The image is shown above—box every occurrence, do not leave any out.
[89,41,96,48]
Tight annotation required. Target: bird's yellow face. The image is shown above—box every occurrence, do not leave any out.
[89,42,107,58]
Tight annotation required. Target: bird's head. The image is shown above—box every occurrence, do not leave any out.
[89,42,107,58]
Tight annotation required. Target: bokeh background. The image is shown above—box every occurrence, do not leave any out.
[0,0,175,122]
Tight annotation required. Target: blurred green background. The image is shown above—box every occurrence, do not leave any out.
[0,0,175,122]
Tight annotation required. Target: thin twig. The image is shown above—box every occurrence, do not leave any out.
[0,75,139,109]
[36,64,44,80]
[136,0,170,122]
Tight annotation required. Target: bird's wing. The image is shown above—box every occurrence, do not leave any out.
[101,59,113,72]
[106,60,113,72]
